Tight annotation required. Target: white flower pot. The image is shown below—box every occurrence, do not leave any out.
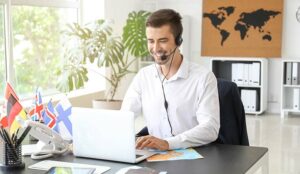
[92,99,122,110]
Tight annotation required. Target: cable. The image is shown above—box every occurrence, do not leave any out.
[154,47,177,136]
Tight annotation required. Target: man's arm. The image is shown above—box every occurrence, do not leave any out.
[121,72,142,117]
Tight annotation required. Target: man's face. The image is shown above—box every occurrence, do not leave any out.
[146,25,177,65]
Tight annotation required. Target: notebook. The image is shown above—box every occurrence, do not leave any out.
[72,107,156,163]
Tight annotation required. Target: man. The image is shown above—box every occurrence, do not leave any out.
[121,9,220,150]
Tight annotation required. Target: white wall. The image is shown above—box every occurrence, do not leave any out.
[142,0,300,114]
[99,0,300,113]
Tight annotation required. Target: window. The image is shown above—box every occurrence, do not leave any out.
[2,0,80,99]
[0,5,5,99]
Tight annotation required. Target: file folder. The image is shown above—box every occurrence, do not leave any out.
[293,88,300,110]
[248,64,253,85]
[231,63,238,83]
[243,64,249,86]
[286,62,292,85]
[292,62,300,85]
[252,63,260,86]
[236,63,244,86]
[241,90,250,112]
[249,90,258,112]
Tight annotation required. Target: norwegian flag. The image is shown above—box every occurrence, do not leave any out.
[43,101,57,129]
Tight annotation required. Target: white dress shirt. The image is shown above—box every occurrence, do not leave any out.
[121,58,220,149]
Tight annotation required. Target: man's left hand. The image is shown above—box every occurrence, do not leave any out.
[136,135,169,150]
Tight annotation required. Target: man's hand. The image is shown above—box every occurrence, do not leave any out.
[136,135,169,150]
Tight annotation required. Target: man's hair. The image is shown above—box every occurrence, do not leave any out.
[146,9,183,40]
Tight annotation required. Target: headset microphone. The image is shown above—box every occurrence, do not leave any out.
[161,54,168,60]
[159,47,177,61]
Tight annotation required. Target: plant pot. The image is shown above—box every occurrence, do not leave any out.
[92,99,123,110]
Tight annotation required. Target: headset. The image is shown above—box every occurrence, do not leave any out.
[154,31,183,137]
[175,32,183,46]
[160,31,183,61]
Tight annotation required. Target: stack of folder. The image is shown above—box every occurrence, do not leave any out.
[232,63,260,86]
[285,62,300,110]
[285,62,300,85]
[241,89,259,112]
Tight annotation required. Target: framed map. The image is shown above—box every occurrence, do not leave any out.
[201,0,283,58]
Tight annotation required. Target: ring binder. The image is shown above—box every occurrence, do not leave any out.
[0,139,25,169]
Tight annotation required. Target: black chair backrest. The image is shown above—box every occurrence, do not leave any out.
[215,78,249,145]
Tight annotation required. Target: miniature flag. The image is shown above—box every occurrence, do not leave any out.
[9,109,27,134]
[28,88,45,121]
[0,105,8,127]
[55,96,72,140]
[0,114,8,127]
[5,83,22,126]
[4,83,27,134]
[43,101,57,129]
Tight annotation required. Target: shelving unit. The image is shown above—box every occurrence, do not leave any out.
[210,57,268,115]
[281,60,300,118]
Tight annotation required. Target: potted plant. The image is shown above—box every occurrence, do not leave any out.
[56,10,151,109]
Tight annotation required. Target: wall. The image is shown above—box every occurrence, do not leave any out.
[126,0,300,114]
[77,0,300,114]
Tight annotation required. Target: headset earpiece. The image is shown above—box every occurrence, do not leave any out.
[175,34,183,46]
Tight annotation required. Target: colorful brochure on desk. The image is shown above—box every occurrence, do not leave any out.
[147,148,203,162]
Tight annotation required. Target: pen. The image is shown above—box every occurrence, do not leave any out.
[16,126,31,147]
[13,128,20,146]
[1,127,18,160]
[0,127,4,141]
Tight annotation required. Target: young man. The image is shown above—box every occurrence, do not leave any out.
[121,9,220,150]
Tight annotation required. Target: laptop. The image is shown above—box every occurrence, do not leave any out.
[72,107,156,163]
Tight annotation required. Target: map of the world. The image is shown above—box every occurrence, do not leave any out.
[203,6,281,46]
[201,0,283,57]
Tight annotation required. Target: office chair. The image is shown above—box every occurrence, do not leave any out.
[215,78,249,145]
[136,78,249,146]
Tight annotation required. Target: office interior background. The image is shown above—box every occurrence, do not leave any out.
[0,0,299,173]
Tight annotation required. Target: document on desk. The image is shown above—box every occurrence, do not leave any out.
[147,148,203,162]
[28,160,110,174]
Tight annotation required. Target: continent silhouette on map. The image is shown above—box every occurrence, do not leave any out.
[234,8,281,41]
[203,6,235,46]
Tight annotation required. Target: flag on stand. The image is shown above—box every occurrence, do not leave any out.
[0,105,8,127]
[43,100,57,129]
[28,88,45,121]
[4,83,27,134]
[55,96,72,140]
[0,114,8,127]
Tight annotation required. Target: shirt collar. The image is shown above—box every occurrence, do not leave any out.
[153,57,189,80]
[175,56,189,79]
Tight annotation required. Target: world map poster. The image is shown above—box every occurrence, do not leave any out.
[201,0,283,57]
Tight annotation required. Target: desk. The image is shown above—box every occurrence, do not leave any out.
[2,144,268,174]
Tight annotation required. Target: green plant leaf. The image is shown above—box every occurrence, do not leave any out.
[123,11,151,58]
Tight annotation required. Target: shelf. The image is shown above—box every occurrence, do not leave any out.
[281,60,300,117]
[283,85,300,88]
[238,85,261,88]
[210,57,268,115]
[282,109,300,112]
